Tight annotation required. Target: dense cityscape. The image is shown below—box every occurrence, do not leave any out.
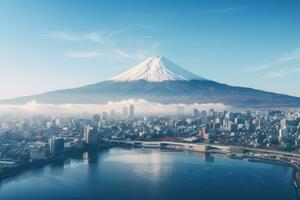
[1,105,300,181]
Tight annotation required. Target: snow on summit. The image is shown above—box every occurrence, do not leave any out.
[111,56,205,82]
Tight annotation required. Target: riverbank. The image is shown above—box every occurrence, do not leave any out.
[0,145,111,183]
[246,156,300,198]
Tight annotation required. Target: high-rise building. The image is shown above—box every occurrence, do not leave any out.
[280,118,286,129]
[92,114,101,123]
[30,149,46,160]
[49,138,64,154]
[278,128,288,142]
[225,111,230,119]
[110,109,116,119]
[102,112,108,121]
[122,107,129,119]
[193,108,199,118]
[92,114,101,127]
[84,125,98,145]
[209,109,215,117]
[129,105,134,119]
[200,110,207,118]
[84,125,90,143]
[200,126,209,141]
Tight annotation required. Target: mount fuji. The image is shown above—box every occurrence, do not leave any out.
[1,56,300,108]
[110,56,205,82]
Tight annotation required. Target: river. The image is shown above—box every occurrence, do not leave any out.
[0,148,297,200]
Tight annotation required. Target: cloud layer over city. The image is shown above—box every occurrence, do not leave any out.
[0,99,228,116]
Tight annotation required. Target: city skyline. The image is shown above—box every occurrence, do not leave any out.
[1,105,300,200]
[1,0,300,99]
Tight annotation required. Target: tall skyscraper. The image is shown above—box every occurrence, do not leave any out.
[280,118,286,129]
[92,114,101,123]
[84,125,90,143]
[102,112,108,121]
[193,108,199,118]
[122,107,129,119]
[49,138,64,154]
[84,125,98,145]
[209,109,215,117]
[110,109,116,119]
[129,105,134,119]
[278,128,288,142]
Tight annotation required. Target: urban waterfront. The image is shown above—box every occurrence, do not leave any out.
[0,148,297,200]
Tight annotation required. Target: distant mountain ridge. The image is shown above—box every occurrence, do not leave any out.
[1,56,300,108]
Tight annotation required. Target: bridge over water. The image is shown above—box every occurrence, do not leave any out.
[108,140,300,159]
[108,140,231,153]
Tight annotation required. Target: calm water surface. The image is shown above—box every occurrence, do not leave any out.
[0,148,297,200]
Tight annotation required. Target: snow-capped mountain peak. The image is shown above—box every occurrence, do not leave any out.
[110,56,205,82]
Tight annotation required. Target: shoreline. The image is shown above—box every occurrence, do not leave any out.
[245,155,300,199]
[0,145,111,183]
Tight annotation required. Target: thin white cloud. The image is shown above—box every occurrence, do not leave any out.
[46,28,160,61]
[83,32,105,43]
[262,67,300,79]
[46,31,106,43]
[46,28,140,44]
[64,51,99,58]
[46,32,80,41]
[64,45,160,60]
[251,48,300,71]
[114,48,146,60]
[114,42,160,60]
[63,40,159,60]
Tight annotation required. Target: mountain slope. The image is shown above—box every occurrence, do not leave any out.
[2,80,300,108]
[1,56,300,108]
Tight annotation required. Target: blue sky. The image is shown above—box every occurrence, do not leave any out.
[0,0,300,99]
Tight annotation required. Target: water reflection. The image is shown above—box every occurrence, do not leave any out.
[49,159,64,176]
[0,148,297,200]
[104,148,173,180]
[205,153,215,163]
